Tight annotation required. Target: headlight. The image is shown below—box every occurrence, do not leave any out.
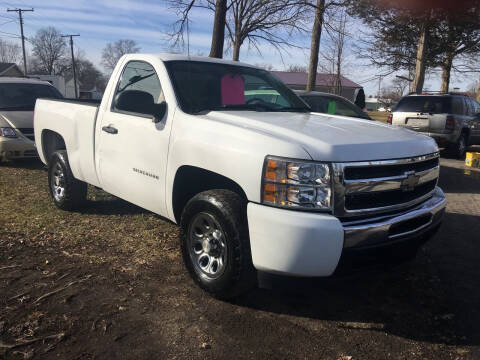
[262,156,332,210]
[0,127,18,138]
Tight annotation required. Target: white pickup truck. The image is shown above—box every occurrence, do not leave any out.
[34,54,446,298]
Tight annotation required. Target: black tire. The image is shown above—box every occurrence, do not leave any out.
[447,132,467,159]
[180,190,256,299]
[48,151,87,211]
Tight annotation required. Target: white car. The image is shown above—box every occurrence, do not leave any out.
[0,77,62,163]
[34,54,446,298]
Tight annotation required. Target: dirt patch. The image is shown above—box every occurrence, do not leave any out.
[1,158,479,359]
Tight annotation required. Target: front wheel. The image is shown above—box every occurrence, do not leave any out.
[180,190,256,299]
[48,151,87,211]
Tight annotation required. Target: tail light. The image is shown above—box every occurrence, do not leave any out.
[445,115,455,131]
[387,113,393,124]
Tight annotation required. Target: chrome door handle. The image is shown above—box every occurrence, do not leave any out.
[102,126,118,134]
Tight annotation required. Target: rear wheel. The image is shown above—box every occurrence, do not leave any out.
[448,132,467,159]
[180,190,256,299]
[48,151,87,211]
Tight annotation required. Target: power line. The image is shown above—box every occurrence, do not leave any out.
[0,19,15,26]
[62,34,80,98]
[7,7,33,75]
[0,29,20,37]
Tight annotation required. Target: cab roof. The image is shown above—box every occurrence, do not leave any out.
[133,53,259,69]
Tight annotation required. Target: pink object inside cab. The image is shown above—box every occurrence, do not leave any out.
[221,74,245,105]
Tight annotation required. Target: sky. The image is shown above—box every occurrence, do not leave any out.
[0,0,476,96]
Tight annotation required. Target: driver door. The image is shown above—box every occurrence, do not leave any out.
[97,60,170,215]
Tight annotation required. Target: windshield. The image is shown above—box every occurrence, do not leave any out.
[301,94,371,120]
[0,83,63,110]
[164,61,310,114]
[394,96,450,114]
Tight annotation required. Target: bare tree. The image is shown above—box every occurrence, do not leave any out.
[101,39,140,71]
[410,22,429,93]
[0,39,21,63]
[167,0,228,58]
[286,64,307,72]
[30,27,67,75]
[56,49,107,91]
[347,1,436,93]
[392,76,410,96]
[435,6,480,92]
[168,0,310,61]
[304,0,348,92]
[379,78,409,105]
[319,8,349,95]
[225,0,309,61]
[306,0,326,92]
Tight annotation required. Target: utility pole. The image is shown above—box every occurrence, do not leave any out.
[62,34,80,98]
[377,74,383,97]
[7,8,33,76]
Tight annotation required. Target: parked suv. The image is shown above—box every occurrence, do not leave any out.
[389,93,480,158]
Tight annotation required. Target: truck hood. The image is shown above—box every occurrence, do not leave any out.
[0,111,34,129]
[202,111,438,162]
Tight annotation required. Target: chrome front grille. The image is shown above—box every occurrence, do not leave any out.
[332,153,440,218]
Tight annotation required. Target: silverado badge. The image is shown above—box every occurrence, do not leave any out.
[401,171,420,192]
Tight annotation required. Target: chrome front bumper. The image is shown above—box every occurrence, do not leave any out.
[343,187,446,249]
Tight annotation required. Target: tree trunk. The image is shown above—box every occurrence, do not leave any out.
[335,50,342,95]
[209,0,227,58]
[411,23,429,94]
[440,52,454,93]
[232,37,241,61]
[306,0,325,92]
[477,75,480,103]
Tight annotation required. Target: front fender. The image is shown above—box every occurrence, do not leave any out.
[165,112,310,221]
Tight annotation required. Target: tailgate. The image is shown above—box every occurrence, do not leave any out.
[392,112,446,132]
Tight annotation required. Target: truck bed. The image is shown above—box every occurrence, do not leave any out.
[34,98,101,187]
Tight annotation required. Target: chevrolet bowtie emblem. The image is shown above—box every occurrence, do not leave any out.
[401,171,420,192]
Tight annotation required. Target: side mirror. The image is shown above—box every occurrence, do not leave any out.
[152,102,167,123]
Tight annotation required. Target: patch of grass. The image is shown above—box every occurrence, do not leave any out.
[0,160,179,270]
[368,111,389,123]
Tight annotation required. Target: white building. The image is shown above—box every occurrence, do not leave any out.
[28,74,79,98]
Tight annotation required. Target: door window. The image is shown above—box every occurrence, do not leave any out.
[112,61,164,117]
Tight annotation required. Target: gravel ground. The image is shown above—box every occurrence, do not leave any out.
[0,151,479,360]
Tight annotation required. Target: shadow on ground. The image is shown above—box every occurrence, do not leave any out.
[0,158,45,170]
[227,161,480,347]
[228,211,480,347]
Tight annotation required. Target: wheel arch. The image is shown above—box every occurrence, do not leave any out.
[41,129,66,165]
[172,165,248,223]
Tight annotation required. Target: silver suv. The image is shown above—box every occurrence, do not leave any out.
[390,93,480,158]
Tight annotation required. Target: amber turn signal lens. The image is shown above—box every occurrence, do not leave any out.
[263,183,277,203]
[265,160,278,181]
